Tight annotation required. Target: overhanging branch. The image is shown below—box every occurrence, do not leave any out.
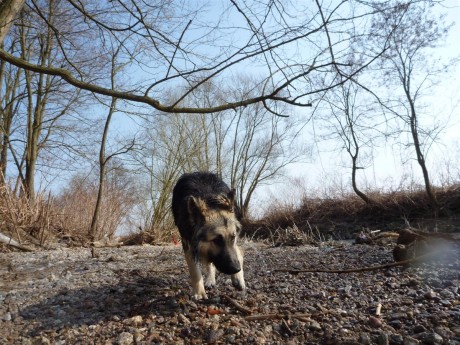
[0,48,310,114]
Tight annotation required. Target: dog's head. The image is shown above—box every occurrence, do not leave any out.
[188,191,242,275]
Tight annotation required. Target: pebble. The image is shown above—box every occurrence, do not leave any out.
[308,320,322,331]
[424,290,437,300]
[376,333,389,345]
[2,312,12,321]
[390,312,408,320]
[413,325,427,333]
[206,329,224,343]
[368,316,382,328]
[403,336,420,345]
[389,334,404,344]
[123,315,143,326]
[178,313,190,324]
[358,332,371,344]
[116,332,134,345]
[413,332,443,344]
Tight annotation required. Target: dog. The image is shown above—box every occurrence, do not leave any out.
[172,172,245,300]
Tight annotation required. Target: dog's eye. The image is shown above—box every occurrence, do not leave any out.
[212,236,224,246]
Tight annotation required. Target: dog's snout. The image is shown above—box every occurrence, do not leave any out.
[213,249,241,275]
[220,261,241,275]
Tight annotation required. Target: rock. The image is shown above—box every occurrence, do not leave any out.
[206,329,224,343]
[358,332,371,344]
[116,332,134,345]
[413,325,427,333]
[178,313,190,324]
[308,320,322,331]
[413,332,443,344]
[368,316,382,328]
[376,333,389,345]
[123,315,143,326]
[403,336,420,345]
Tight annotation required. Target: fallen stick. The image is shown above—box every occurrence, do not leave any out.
[0,231,34,252]
[274,250,441,275]
[245,313,312,322]
[221,294,253,315]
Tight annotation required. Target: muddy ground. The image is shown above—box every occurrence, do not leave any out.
[1,240,459,344]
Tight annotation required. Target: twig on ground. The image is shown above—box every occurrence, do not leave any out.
[0,231,34,252]
[375,303,382,316]
[245,313,312,322]
[275,250,441,274]
[221,294,253,315]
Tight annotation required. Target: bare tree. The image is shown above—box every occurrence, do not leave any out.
[366,0,456,211]
[319,79,378,204]
[0,37,23,183]
[130,111,208,240]
[12,2,94,201]
[89,34,139,241]
[133,76,309,229]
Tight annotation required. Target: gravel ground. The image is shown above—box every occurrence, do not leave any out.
[1,240,459,344]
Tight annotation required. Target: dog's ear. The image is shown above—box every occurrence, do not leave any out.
[227,189,236,204]
[188,196,208,224]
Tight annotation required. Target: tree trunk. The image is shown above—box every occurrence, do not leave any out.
[0,0,26,45]
[90,97,117,241]
[404,84,438,212]
[408,102,438,212]
[351,155,372,204]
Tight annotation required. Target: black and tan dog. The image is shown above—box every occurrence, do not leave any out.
[172,172,245,299]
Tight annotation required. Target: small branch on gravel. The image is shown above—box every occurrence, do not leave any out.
[221,294,253,315]
[0,231,34,252]
[245,313,312,322]
[398,228,459,245]
[275,250,441,274]
[375,303,382,316]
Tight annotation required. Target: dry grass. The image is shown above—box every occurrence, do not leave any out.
[242,184,460,242]
[0,176,138,250]
[0,184,55,248]
[1,181,459,250]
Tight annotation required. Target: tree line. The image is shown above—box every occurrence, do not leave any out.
[0,0,457,241]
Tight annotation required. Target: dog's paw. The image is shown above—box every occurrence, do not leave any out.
[192,286,208,300]
[204,277,216,289]
[231,273,246,291]
[192,291,208,300]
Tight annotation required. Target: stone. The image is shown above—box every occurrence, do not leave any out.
[116,332,134,345]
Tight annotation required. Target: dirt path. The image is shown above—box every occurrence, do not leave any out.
[1,241,459,344]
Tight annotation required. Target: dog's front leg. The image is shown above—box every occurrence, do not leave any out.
[184,248,207,300]
[204,262,216,288]
[231,246,246,291]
